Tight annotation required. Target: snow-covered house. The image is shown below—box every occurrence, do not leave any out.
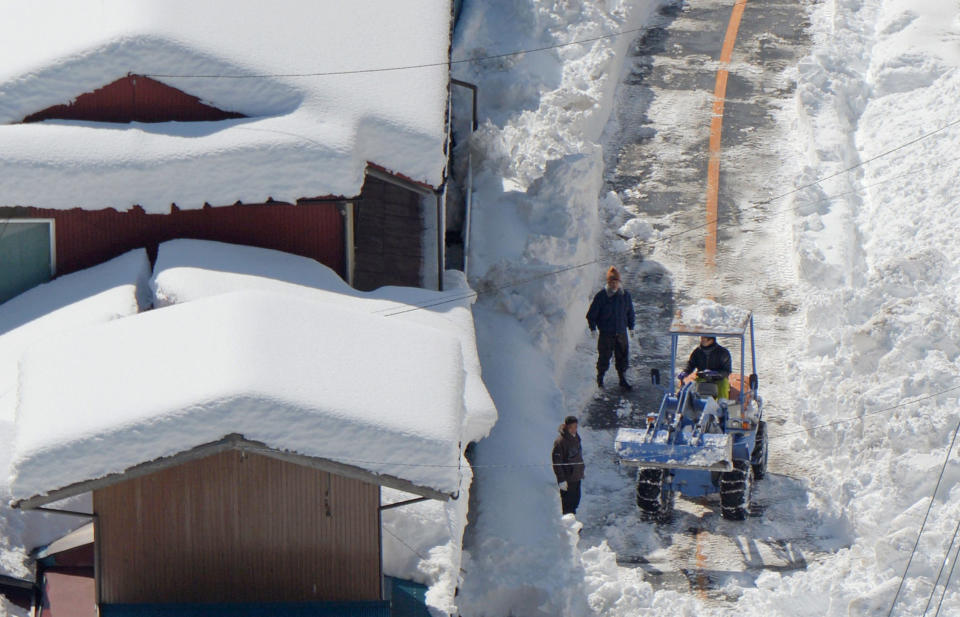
[2,240,496,616]
[0,0,454,304]
[8,285,478,614]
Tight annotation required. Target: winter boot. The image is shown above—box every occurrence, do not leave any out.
[618,373,632,391]
[596,372,605,388]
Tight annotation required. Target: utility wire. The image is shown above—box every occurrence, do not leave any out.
[143,25,650,79]
[374,132,960,317]
[283,380,960,472]
[934,527,960,617]
[886,415,960,617]
[924,516,960,616]
[770,385,960,441]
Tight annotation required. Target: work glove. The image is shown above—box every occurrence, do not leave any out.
[558,481,568,491]
[677,371,688,382]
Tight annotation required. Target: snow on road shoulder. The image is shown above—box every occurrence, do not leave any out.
[452,0,665,614]
[738,0,960,614]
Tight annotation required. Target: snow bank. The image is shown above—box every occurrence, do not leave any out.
[0,0,450,211]
[451,1,662,614]
[735,0,960,614]
[9,289,466,500]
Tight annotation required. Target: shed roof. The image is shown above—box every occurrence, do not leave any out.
[9,289,466,505]
[0,0,452,212]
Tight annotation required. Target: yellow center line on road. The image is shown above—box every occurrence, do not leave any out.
[705,0,748,269]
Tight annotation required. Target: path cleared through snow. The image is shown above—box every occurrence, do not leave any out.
[569,0,828,605]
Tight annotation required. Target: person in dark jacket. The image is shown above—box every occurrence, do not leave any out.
[586,266,635,390]
[678,336,732,398]
[552,415,584,515]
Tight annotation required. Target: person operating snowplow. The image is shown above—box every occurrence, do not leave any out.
[678,336,732,398]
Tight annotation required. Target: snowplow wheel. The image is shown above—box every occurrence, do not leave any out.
[720,460,754,520]
[751,420,768,480]
[636,468,674,521]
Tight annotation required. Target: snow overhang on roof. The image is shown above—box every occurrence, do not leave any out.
[670,300,752,337]
[0,0,452,212]
[9,290,467,506]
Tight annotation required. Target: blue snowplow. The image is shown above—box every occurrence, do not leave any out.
[615,303,767,520]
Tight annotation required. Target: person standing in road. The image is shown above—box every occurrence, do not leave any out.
[552,415,584,516]
[586,266,636,390]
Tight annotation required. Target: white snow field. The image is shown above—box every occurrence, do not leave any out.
[455,0,960,616]
[0,0,451,211]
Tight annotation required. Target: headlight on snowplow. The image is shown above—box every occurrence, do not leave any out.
[727,418,752,430]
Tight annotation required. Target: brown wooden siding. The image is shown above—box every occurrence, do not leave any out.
[13,201,345,278]
[93,451,380,604]
[353,176,424,291]
[23,75,245,124]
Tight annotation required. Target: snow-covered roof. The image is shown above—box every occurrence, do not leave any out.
[670,300,752,336]
[0,0,452,212]
[9,289,468,505]
[150,239,497,442]
[0,250,149,457]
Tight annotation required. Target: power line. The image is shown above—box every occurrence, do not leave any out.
[280,381,960,472]
[886,415,960,617]
[143,25,650,79]
[376,126,960,317]
[934,526,960,617]
[924,516,960,616]
[769,385,960,441]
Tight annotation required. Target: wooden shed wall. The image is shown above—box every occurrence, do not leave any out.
[11,200,345,278]
[93,451,381,604]
[353,175,425,291]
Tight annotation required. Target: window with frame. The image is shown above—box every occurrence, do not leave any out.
[0,219,55,304]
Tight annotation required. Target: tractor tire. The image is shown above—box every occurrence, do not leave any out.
[636,468,674,521]
[751,420,768,480]
[720,460,754,521]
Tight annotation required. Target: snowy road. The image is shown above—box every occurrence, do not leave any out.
[571,0,842,603]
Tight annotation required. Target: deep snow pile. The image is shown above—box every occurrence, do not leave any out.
[451,1,667,615]
[0,0,450,211]
[733,0,960,615]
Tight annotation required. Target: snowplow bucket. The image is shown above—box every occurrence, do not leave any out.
[615,428,734,471]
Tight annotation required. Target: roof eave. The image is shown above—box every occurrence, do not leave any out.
[11,433,454,510]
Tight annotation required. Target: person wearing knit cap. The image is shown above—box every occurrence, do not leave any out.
[552,415,584,515]
[586,266,635,390]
